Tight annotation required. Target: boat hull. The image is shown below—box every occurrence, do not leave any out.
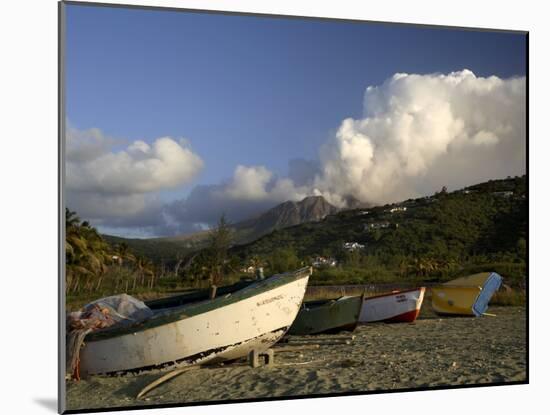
[79,270,310,375]
[432,272,502,316]
[359,287,426,323]
[288,295,363,335]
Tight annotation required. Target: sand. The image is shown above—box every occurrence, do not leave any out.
[65,306,526,411]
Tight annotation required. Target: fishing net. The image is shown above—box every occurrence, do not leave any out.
[66,294,153,380]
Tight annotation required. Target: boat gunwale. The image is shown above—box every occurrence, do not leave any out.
[431,285,483,291]
[84,267,312,342]
[363,286,426,302]
[300,295,358,309]
[437,272,493,287]
[471,272,503,316]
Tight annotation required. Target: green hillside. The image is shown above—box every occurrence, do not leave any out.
[99,175,526,289]
[231,176,527,287]
[102,234,204,264]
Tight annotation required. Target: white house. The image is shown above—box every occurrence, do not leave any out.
[493,191,513,197]
[364,222,390,231]
[389,206,407,213]
[343,242,365,251]
[312,256,338,268]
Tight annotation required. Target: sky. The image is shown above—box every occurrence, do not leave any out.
[65,3,527,238]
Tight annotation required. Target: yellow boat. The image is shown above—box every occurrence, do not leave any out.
[431,272,502,316]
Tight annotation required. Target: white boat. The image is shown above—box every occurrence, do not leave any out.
[78,267,311,375]
[358,287,426,323]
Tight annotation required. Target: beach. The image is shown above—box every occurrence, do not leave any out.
[66,305,526,411]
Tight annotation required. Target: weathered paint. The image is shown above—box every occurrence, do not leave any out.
[79,269,311,375]
[359,287,426,323]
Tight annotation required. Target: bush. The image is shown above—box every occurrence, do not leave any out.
[311,266,398,285]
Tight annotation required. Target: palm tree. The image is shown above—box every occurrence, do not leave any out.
[115,242,135,266]
[66,208,80,229]
[133,256,144,290]
[65,208,112,293]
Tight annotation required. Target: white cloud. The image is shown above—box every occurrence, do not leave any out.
[223,165,273,201]
[313,70,526,206]
[221,165,310,203]
[65,126,115,163]
[66,129,203,195]
[65,126,204,233]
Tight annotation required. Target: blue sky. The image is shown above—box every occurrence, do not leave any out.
[65,4,526,237]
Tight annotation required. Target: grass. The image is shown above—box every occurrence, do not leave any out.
[310,266,403,285]
[490,289,526,306]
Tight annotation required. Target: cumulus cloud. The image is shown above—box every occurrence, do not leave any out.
[66,128,203,195]
[312,70,526,206]
[65,126,204,234]
[223,165,273,201]
[221,165,309,202]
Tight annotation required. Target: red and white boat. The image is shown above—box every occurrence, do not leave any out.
[358,287,426,323]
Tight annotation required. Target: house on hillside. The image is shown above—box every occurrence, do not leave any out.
[364,221,390,232]
[343,242,365,251]
[312,256,337,268]
[389,206,407,213]
[493,191,514,198]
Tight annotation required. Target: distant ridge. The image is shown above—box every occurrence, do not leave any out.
[103,196,340,259]
[234,195,340,243]
[163,195,340,245]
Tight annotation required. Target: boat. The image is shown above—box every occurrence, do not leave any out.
[77,267,312,375]
[287,295,363,335]
[431,272,502,316]
[358,287,426,323]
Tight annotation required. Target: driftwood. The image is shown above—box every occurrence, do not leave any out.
[273,344,321,352]
[284,334,355,343]
[285,340,351,346]
[277,359,325,367]
[136,366,199,399]
[281,335,355,347]
[136,351,220,399]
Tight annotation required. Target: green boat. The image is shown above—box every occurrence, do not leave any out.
[288,295,364,335]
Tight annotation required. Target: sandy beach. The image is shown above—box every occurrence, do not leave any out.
[66,306,526,411]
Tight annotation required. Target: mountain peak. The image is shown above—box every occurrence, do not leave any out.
[234,195,339,243]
